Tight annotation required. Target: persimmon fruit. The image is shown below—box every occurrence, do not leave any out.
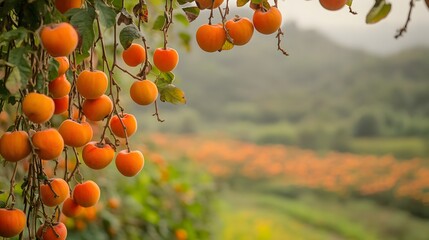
[253,6,282,35]
[153,47,179,72]
[53,95,69,115]
[82,94,113,121]
[82,141,115,170]
[37,222,67,240]
[122,43,146,67]
[115,150,145,177]
[76,70,108,99]
[196,24,226,52]
[130,80,158,105]
[62,197,84,218]
[58,119,93,147]
[0,131,31,162]
[40,22,78,57]
[195,0,224,9]
[54,56,69,77]
[32,128,64,160]
[73,180,100,207]
[40,178,70,207]
[109,113,137,138]
[49,74,71,98]
[319,0,347,11]
[225,17,254,46]
[55,0,83,14]
[0,208,26,238]
[22,92,55,124]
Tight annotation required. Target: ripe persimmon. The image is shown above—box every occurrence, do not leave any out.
[0,131,31,162]
[175,229,188,240]
[40,178,70,207]
[153,47,179,72]
[109,113,137,138]
[32,128,64,160]
[195,0,224,9]
[0,208,26,238]
[122,43,146,67]
[225,17,254,46]
[53,56,70,77]
[53,95,69,115]
[82,95,113,121]
[76,70,108,99]
[37,222,67,240]
[253,6,282,35]
[58,119,93,147]
[62,197,84,218]
[22,92,55,124]
[82,141,115,170]
[72,180,100,207]
[196,24,226,52]
[115,150,145,177]
[55,0,83,14]
[130,80,158,105]
[319,0,346,11]
[49,74,71,98]
[40,22,78,57]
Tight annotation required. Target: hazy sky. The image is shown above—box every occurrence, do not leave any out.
[278,0,429,55]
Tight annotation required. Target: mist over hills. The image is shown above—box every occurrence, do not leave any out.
[137,16,429,156]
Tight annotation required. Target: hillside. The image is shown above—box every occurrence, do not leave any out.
[131,16,429,157]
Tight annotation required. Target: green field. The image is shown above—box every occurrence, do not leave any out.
[217,190,429,240]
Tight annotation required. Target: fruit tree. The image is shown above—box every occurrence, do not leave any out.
[0,0,426,239]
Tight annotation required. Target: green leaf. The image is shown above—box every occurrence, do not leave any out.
[0,27,29,46]
[6,67,22,94]
[48,58,60,81]
[75,51,90,65]
[177,0,194,4]
[133,2,149,23]
[174,13,190,27]
[182,7,200,23]
[221,40,234,51]
[237,0,250,7]
[35,73,44,93]
[95,0,117,29]
[8,47,31,89]
[366,0,391,24]
[69,7,96,54]
[346,0,353,7]
[156,72,175,89]
[251,0,263,5]
[160,85,186,104]
[152,15,166,31]
[119,25,142,49]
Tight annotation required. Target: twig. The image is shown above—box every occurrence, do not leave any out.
[395,0,414,39]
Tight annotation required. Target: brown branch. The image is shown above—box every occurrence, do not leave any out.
[152,100,165,122]
[276,28,289,56]
[395,0,415,39]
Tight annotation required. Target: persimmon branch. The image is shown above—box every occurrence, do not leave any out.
[395,0,414,39]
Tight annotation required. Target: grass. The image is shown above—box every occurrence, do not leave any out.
[349,137,429,159]
[217,189,429,240]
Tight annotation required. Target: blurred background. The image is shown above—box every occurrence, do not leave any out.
[1,1,429,239]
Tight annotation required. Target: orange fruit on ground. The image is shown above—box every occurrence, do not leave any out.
[37,222,67,240]
[40,22,78,57]
[0,131,31,162]
[40,178,70,207]
[115,150,145,177]
[109,113,137,138]
[319,0,346,11]
[54,56,70,77]
[72,180,100,207]
[49,74,71,98]
[53,95,69,115]
[32,128,64,160]
[76,70,108,99]
[55,0,83,13]
[0,208,26,238]
[82,141,115,170]
[122,43,146,67]
[129,80,158,105]
[252,6,282,35]
[58,119,93,147]
[82,94,113,121]
[225,17,254,46]
[22,92,55,124]
[153,47,179,72]
[196,24,226,52]
[62,197,84,218]
[195,0,224,9]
